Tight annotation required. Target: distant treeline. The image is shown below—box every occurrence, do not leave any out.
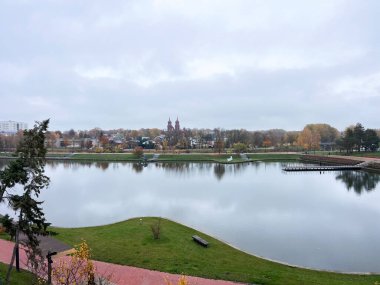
[0,123,379,153]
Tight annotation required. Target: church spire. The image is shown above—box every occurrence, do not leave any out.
[167,117,174,132]
[175,116,180,131]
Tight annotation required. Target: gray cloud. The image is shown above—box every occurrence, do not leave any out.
[0,0,379,131]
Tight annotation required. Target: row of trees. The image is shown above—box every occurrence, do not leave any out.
[337,123,380,153]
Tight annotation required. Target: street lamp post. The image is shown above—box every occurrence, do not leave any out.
[46,251,57,284]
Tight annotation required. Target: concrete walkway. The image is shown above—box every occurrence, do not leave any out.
[0,239,243,285]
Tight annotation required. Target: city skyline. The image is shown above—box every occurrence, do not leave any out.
[1,1,380,131]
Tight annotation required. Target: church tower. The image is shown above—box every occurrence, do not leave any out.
[167,118,174,132]
[175,117,180,132]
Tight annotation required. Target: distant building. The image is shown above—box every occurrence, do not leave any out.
[166,117,184,147]
[167,117,181,133]
[0,121,28,134]
[167,118,174,132]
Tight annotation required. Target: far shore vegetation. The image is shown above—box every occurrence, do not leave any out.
[1,122,379,157]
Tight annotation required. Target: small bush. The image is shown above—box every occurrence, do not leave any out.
[150,218,161,240]
[166,275,189,285]
[133,146,144,157]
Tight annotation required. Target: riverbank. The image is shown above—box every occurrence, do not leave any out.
[300,154,380,173]
[0,152,301,164]
[51,217,380,285]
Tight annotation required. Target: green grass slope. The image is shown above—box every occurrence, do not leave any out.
[52,217,380,285]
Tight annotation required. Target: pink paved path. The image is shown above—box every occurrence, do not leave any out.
[0,239,243,285]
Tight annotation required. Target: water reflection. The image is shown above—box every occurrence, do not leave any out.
[1,159,380,272]
[0,159,10,169]
[214,164,225,180]
[132,163,144,173]
[336,171,380,194]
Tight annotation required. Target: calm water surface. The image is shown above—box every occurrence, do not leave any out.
[1,160,380,273]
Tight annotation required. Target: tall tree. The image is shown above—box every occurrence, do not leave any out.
[337,127,355,153]
[353,123,365,152]
[214,128,225,154]
[0,120,50,285]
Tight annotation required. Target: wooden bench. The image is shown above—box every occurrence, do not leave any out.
[192,235,209,247]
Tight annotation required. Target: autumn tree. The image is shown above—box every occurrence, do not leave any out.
[133,146,144,157]
[304,124,339,143]
[99,133,109,149]
[297,127,321,151]
[262,137,272,149]
[214,128,225,154]
[52,241,111,285]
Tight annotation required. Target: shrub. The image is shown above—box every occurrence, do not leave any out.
[232,142,247,153]
[150,218,161,240]
[166,275,189,285]
[133,146,144,157]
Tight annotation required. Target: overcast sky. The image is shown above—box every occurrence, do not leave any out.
[1,0,379,131]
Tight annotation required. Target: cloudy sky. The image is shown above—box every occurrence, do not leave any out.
[1,0,379,131]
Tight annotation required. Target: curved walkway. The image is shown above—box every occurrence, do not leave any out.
[0,239,243,285]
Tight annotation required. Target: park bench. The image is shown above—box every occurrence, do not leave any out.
[192,235,209,247]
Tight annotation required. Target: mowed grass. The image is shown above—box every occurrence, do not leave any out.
[157,154,247,163]
[52,217,380,285]
[65,153,151,161]
[0,262,36,285]
[247,153,300,161]
[43,152,301,164]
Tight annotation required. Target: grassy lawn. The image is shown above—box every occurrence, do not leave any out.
[41,152,301,164]
[52,217,380,285]
[62,153,150,161]
[247,153,300,161]
[157,154,247,163]
[0,262,35,285]
[0,231,11,241]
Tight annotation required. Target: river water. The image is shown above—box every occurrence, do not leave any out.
[1,160,380,273]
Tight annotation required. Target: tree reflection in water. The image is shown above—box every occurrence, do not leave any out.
[0,159,10,170]
[214,164,226,180]
[335,171,380,194]
[132,163,144,173]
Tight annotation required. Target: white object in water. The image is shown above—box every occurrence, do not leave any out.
[227,156,233,162]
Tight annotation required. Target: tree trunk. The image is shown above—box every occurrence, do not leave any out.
[5,227,19,285]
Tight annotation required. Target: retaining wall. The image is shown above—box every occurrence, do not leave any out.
[300,155,363,165]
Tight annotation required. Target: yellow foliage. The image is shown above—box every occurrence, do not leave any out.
[166,275,189,285]
[52,240,95,285]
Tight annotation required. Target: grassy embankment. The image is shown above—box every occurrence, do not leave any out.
[52,217,380,285]
[349,152,380,158]
[0,263,36,285]
[42,152,300,163]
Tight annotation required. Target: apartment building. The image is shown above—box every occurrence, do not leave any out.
[0,120,28,134]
